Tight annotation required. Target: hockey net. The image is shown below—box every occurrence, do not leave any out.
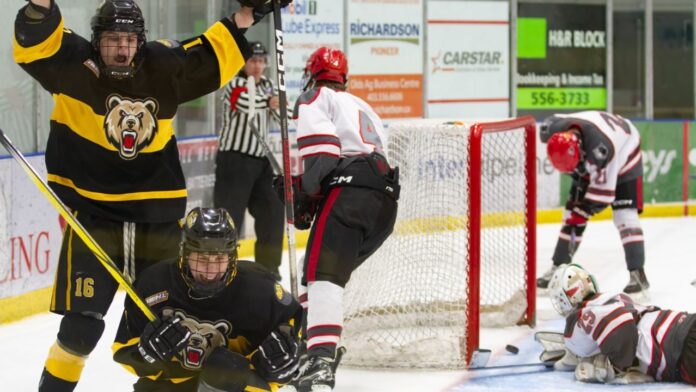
[341,117,537,369]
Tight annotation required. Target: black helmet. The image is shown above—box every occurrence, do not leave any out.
[179,208,239,299]
[250,41,268,57]
[90,0,147,79]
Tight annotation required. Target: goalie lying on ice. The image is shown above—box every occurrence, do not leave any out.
[539,264,696,385]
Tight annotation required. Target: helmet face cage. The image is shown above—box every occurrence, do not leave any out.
[549,264,597,316]
[91,0,147,79]
[179,208,239,299]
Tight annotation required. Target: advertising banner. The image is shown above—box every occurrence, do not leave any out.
[427,1,510,118]
[348,0,424,118]
[178,137,218,213]
[517,3,607,117]
[0,156,62,300]
[282,0,344,106]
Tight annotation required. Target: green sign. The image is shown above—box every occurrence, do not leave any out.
[517,4,607,115]
[517,87,606,109]
[517,18,547,59]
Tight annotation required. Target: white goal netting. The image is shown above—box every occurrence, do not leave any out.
[341,118,535,369]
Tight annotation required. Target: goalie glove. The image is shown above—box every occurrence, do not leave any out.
[535,331,579,371]
[575,354,615,383]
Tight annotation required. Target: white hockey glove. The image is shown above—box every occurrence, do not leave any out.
[535,331,579,371]
[575,354,615,383]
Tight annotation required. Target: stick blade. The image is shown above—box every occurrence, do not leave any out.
[468,349,492,369]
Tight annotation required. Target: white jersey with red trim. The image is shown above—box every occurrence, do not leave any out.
[564,292,696,381]
[294,86,386,160]
[547,111,642,206]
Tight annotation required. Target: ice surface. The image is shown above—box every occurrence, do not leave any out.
[2,217,696,391]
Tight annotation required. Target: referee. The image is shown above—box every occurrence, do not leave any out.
[214,42,284,280]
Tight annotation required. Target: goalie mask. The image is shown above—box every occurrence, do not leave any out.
[302,47,348,91]
[179,208,239,299]
[549,264,598,316]
[91,0,147,79]
[547,131,582,173]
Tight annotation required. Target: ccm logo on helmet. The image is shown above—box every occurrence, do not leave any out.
[115,19,135,24]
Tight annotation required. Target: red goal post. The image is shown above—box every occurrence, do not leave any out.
[467,116,537,365]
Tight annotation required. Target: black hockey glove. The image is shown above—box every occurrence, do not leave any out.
[237,0,292,25]
[138,316,191,364]
[251,324,301,383]
[273,175,320,230]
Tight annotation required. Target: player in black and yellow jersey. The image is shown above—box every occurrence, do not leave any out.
[13,0,290,391]
[113,207,302,392]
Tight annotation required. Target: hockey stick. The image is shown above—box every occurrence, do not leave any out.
[0,128,156,322]
[246,76,283,175]
[469,362,555,371]
[568,180,583,259]
[468,349,562,371]
[271,0,298,298]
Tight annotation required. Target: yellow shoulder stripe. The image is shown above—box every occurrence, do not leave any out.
[203,21,245,88]
[51,93,174,153]
[48,174,188,202]
[13,17,65,63]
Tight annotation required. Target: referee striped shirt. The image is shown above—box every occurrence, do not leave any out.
[218,73,279,156]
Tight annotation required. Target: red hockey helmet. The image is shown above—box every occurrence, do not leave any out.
[547,131,581,173]
[305,47,348,85]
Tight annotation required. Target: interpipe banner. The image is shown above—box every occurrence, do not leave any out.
[0,156,62,300]
[426,1,510,118]
[348,0,424,119]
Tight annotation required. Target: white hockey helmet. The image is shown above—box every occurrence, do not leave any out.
[548,264,598,316]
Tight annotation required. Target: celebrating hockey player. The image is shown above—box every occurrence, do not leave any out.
[214,41,284,280]
[276,47,400,391]
[13,0,289,390]
[537,111,648,294]
[113,207,302,392]
[544,263,696,385]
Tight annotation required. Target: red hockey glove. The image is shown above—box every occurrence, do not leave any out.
[565,211,588,227]
[273,176,321,230]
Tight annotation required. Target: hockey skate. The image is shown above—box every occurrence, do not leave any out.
[289,346,345,392]
[537,264,565,289]
[623,268,649,294]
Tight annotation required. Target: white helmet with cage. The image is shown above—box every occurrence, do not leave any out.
[548,264,598,316]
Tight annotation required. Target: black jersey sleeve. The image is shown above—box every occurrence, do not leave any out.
[176,17,251,104]
[14,2,86,93]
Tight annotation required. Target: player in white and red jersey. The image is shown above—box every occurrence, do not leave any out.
[280,47,399,392]
[537,111,648,294]
[546,264,696,385]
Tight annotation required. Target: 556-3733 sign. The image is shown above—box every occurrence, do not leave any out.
[517,87,606,109]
